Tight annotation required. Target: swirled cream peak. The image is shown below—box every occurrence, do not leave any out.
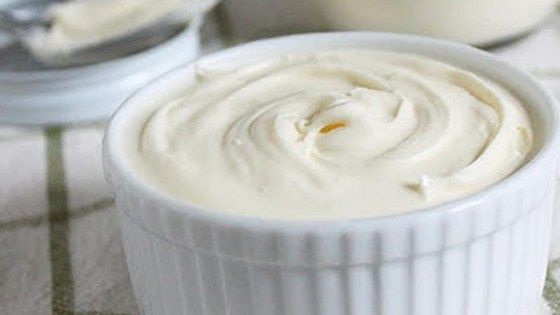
[138,51,533,220]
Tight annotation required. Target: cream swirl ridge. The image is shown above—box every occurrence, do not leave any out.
[139,51,533,219]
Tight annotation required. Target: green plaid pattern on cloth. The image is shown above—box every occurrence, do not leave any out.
[545,260,560,313]
[1,126,136,314]
[3,8,560,315]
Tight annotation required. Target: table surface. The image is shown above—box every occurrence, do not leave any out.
[2,7,560,315]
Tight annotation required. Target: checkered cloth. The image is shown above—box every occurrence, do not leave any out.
[3,8,560,315]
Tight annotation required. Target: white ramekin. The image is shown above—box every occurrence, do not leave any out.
[103,33,560,315]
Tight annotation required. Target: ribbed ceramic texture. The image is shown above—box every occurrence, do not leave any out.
[107,149,556,315]
[551,160,560,260]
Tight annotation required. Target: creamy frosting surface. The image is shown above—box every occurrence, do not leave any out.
[25,0,214,63]
[138,51,533,220]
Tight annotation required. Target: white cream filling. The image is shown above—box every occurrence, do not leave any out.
[138,51,533,220]
[24,0,212,62]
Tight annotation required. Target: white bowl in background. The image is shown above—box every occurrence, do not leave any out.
[316,0,558,46]
[103,33,560,315]
[0,19,200,126]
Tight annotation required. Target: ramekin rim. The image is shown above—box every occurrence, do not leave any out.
[103,31,560,231]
